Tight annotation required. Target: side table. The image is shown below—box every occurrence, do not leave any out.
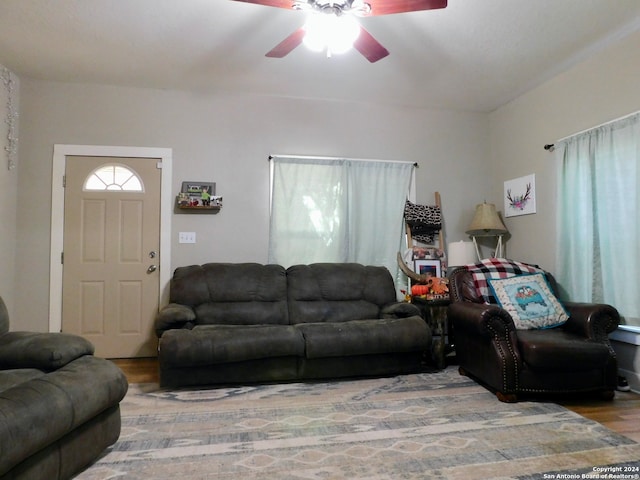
[411,296,454,370]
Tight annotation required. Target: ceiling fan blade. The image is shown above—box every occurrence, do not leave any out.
[266,27,306,58]
[231,0,296,10]
[353,26,389,63]
[368,0,447,16]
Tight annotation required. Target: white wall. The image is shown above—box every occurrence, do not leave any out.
[489,30,640,273]
[15,80,489,330]
[489,30,640,379]
[0,66,18,319]
[9,29,640,334]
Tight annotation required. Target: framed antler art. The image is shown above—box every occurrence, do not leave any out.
[504,174,536,217]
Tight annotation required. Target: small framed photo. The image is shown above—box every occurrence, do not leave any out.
[181,181,215,196]
[180,181,216,206]
[414,259,441,278]
[412,246,437,260]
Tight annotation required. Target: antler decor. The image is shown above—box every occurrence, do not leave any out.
[397,251,429,283]
[507,183,532,211]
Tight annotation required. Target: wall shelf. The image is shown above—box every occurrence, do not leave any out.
[175,197,221,214]
[177,205,220,211]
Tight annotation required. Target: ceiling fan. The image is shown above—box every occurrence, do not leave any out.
[232,0,447,63]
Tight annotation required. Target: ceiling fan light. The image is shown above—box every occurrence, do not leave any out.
[328,15,360,54]
[303,14,329,52]
[303,13,360,55]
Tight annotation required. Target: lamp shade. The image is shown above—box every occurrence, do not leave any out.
[447,241,477,267]
[466,203,508,236]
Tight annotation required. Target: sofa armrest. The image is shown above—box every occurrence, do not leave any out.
[155,303,196,337]
[562,302,620,341]
[448,302,516,340]
[0,332,94,371]
[380,302,422,319]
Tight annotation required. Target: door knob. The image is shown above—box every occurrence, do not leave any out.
[147,265,157,274]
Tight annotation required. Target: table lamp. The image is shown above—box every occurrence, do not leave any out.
[465,202,508,261]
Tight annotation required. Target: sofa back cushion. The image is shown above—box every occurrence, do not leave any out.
[170,263,289,325]
[286,263,397,324]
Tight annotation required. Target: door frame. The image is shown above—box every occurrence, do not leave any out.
[49,144,173,333]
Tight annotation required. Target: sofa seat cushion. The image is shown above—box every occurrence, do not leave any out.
[296,316,429,359]
[0,368,44,393]
[160,325,306,368]
[517,329,612,370]
[289,300,382,325]
[195,301,289,326]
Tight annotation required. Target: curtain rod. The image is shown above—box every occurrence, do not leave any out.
[544,109,640,152]
[268,154,418,167]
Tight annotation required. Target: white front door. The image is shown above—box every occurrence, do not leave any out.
[61,156,161,358]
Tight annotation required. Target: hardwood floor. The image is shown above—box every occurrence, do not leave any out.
[112,357,159,384]
[558,391,640,443]
[111,358,640,443]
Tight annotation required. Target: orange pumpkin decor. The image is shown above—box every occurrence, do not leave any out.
[426,277,449,295]
[411,284,430,296]
[411,277,449,299]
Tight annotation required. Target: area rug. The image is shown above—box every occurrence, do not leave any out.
[77,367,640,479]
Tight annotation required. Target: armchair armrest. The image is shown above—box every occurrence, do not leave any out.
[380,302,422,319]
[0,332,94,371]
[155,303,196,337]
[562,302,620,341]
[448,302,516,340]
[449,302,522,395]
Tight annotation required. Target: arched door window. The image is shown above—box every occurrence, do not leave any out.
[83,164,144,192]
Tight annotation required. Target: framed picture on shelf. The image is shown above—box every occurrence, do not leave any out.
[180,181,216,207]
[411,246,440,260]
[181,181,215,195]
[414,259,441,278]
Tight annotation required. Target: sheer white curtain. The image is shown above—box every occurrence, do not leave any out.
[555,113,640,326]
[269,156,414,284]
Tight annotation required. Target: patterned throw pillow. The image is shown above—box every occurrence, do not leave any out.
[488,273,569,330]
[465,258,544,304]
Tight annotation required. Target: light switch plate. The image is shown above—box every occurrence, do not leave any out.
[178,232,196,244]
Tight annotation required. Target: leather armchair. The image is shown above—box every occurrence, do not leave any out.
[448,266,619,402]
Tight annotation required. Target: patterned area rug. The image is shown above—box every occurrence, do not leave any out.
[77,367,640,479]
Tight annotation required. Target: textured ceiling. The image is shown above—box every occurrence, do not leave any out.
[0,0,639,112]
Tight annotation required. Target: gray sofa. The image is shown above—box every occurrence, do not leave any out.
[156,263,431,388]
[0,296,128,480]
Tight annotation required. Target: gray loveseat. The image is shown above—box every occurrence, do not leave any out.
[0,296,128,480]
[156,263,431,388]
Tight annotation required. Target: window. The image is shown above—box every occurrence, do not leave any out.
[268,155,415,286]
[556,112,640,327]
[84,164,143,192]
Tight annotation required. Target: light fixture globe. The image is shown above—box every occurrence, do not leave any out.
[303,12,360,55]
